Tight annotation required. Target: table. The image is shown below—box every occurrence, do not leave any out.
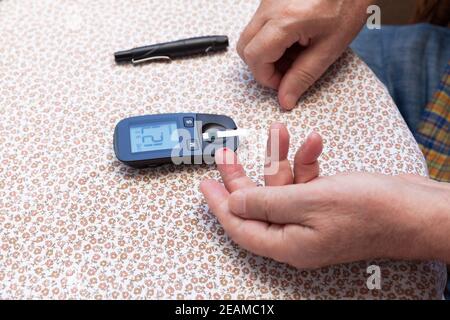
[0,0,446,299]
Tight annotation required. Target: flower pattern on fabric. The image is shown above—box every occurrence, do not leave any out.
[0,0,446,299]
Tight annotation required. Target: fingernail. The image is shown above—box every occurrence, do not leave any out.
[229,191,246,215]
[284,93,298,109]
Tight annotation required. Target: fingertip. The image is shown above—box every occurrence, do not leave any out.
[307,131,322,140]
[278,92,298,111]
[306,131,323,144]
[236,40,245,62]
[269,122,289,140]
[248,62,282,90]
[215,147,237,167]
[199,179,214,193]
[294,132,323,166]
[267,122,290,160]
[214,148,225,164]
[305,131,324,158]
[269,122,286,131]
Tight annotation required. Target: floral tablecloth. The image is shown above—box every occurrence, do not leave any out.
[0,0,446,299]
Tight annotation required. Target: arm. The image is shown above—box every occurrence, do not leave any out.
[388,177,450,262]
[200,124,450,268]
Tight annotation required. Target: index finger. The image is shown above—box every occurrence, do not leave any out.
[236,3,267,61]
[215,148,256,192]
[243,21,299,89]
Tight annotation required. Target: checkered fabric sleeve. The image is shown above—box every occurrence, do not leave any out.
[416,61,450,182]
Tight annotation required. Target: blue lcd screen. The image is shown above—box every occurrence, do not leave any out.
[130,121,178,153]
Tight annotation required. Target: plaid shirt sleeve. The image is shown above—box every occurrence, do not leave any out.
[416,61,450,183]
[415,61,450,300]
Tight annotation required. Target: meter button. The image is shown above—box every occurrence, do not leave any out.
[183,117,195,127]
[187,139,199,151]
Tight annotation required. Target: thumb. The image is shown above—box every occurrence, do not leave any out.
[229,184,310,224]
[278,40,337,110]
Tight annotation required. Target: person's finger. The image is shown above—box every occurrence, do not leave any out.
[228,183,318,226]
[215,148,256,192]
[236,5,267,62]
[274,43,304,75]
[294,132,323,184]
[199,179,289,263]
[278,39,338,110]
[243,21,299,89]
[264,123,293,186]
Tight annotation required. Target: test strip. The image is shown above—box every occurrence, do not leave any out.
[203,129,249,140]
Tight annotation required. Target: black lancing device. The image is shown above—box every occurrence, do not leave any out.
[114,36,229,64]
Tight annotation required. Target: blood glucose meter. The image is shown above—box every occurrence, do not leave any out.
[113,113,240,168]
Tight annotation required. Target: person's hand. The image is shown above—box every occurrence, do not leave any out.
[200,123,450,268]
[237,0,374,110]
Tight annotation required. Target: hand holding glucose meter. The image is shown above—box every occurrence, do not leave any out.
[113,113,241,168]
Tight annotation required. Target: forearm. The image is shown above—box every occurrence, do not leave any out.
[382,178,450,263]
[417,181,450,262]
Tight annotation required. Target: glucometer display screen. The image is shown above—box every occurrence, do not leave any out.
[130,121,178,153]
